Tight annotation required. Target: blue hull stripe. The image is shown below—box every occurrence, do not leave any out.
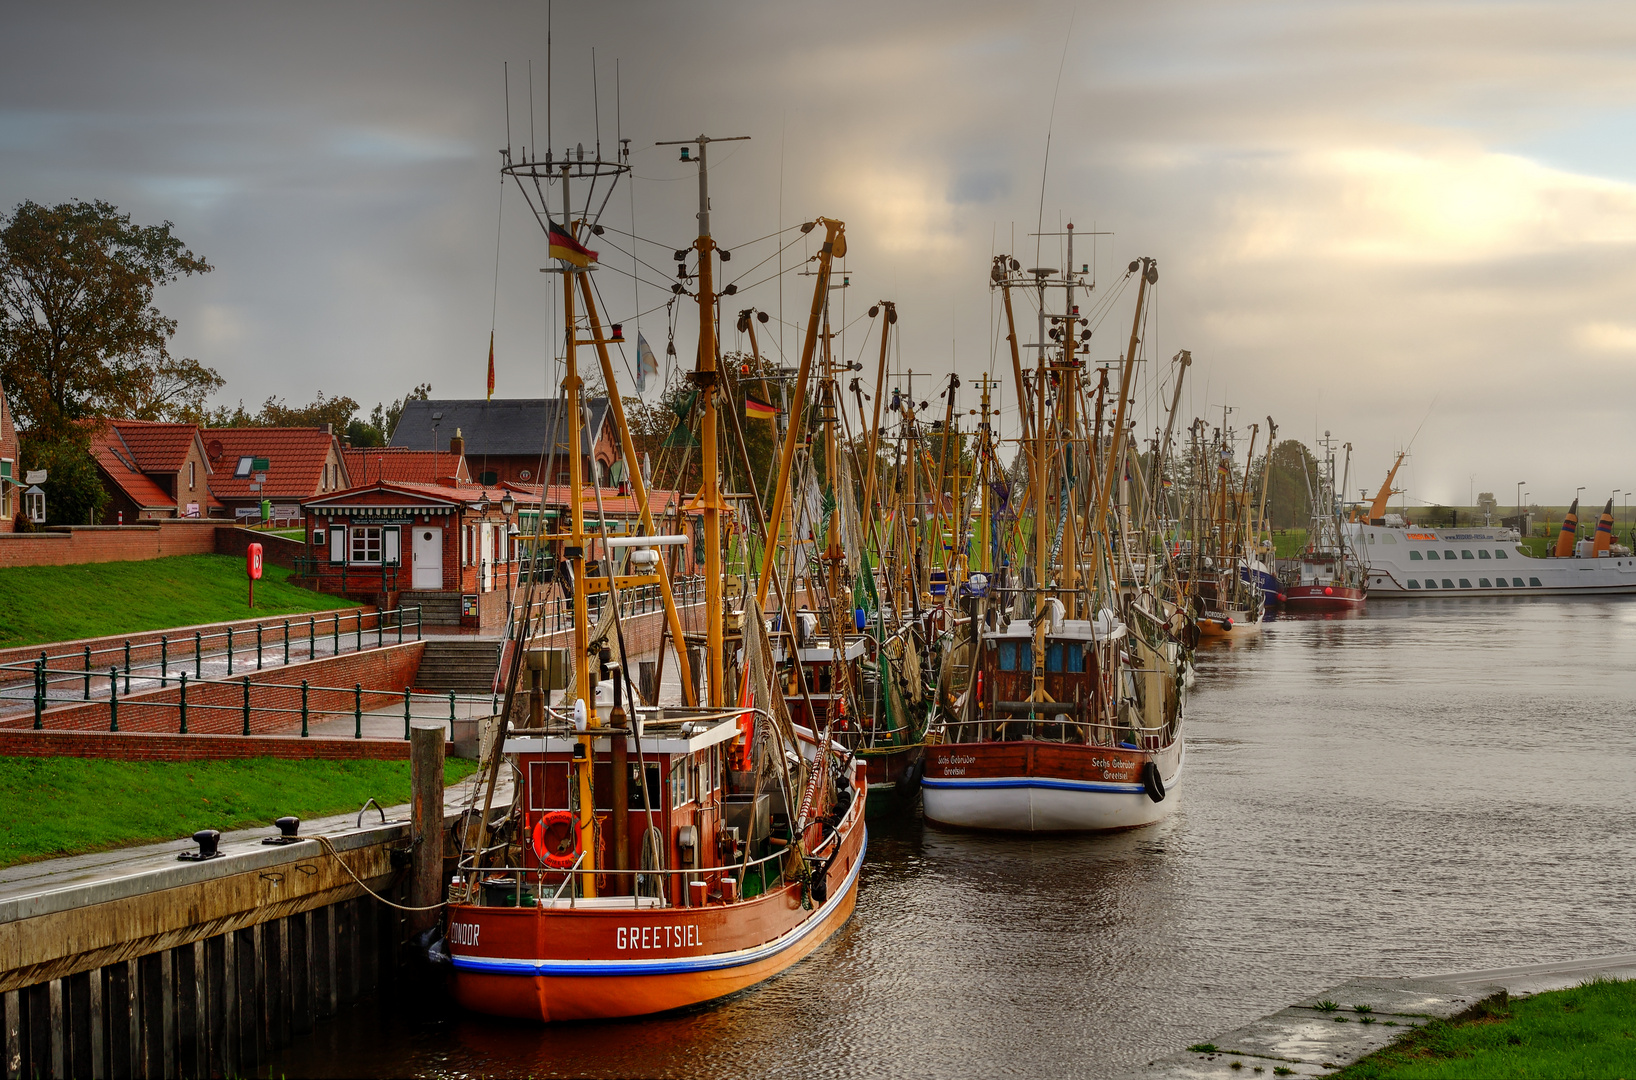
[922,776,1148,795]
[451,828,867,978]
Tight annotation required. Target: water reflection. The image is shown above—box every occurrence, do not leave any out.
[267,598,1636,1079]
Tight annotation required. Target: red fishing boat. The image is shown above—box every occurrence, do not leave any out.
[442,135,866,1021]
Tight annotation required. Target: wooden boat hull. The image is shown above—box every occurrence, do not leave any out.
[921,738,1182,832]
[446,818,865,1021]
[1195,607,1261,638]
[1282,584,1365,611]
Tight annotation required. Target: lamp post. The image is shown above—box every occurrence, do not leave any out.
[1516,481,1525,542]
[500,491,517,612]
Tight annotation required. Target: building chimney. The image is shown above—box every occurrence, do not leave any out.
[450,427,465,458]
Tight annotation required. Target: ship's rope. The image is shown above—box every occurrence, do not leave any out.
[310,835,446,912]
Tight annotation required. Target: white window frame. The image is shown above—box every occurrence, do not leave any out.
[235,456,255,478]
[350,526,384,564]
[187,461,196,491]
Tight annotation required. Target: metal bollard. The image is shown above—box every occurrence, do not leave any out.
[354,683,363,739]
[109,668,119,731]
[256,624,263,671]
[242,676,251,735]
[283,621,290,665]
[83,645,91,700]
[160,636,168,688]
[123,640,131,693]
[227,626,234,676]
[300,680,309,737]
[403,688,412,741]
[195,631,202,678]
[178,671,188,734]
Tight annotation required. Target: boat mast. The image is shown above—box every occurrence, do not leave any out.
[658,133,749,707]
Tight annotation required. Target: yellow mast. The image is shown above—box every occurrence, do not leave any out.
[1092,259,1155,540]
[858,302,895,596]
[754,218,847,614]
[659,133,750,707]
[559,165,597,894]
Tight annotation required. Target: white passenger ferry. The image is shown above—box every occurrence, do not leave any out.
[1350,524,1636,597]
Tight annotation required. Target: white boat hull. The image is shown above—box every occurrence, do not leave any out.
[1352,524,1636,598]
[922,745,1183,833]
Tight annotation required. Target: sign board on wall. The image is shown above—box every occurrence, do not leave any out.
[461,594,478,617]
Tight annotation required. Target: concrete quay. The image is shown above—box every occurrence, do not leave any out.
[1127,952,1636,1078]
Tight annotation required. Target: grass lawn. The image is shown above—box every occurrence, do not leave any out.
[0,554,358,648]
[1334,979,1636,1079]
[0,756,479,868]
[1271,529,1308,559]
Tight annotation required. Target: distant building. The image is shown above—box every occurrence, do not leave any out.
[85,419,219,522]
[342,446,469,487]
[204,426,350,524]
[0,379,17,531]
[390,398,620,488]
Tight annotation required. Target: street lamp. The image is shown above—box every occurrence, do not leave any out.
[1516,481,1525,542]
[499,490,518,610]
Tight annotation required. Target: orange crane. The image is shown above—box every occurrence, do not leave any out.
[1355,451,1407,524]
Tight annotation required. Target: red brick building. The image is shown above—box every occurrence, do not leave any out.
[204,426,350,523]
[0,380,17,531]
[86,420,220,522]
[299,480,540,627]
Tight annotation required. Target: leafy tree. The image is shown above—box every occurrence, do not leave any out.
[354,381,431,447]
[0,200,218,436]
[19,429,107,526]
[204,391,359,431]
[1248,439,1319,528]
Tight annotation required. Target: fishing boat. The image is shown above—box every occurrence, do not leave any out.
[442,133,865,1021]
[922,236,1189,833]
[1283,432,1365,611]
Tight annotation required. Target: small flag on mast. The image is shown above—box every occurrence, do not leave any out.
[636,332,659,394]
[744,394,778,420]
[548,219,598,268]
[487,330,495,400]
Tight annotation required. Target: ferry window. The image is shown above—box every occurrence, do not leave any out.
[1513,577,1525,587]
[1495,549,1508,559]
[1461,550,1474,560]
[1478,549,1491,559]
[1407,580,1421,589]
[1442,579,1455,589]
[1478,578,1491,588]
[1426,550,1439,561]
[1459,578,1472,588]
[1409,550,1423,561]
[1381,533,1397,544]
[1424,579,1436,589]
[1529,577,1542,587]
[629,763,661,809]
[1367,533,1375,544]
[1445,550,1458,560]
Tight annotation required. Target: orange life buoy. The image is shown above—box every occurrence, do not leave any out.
[532,810,580,869]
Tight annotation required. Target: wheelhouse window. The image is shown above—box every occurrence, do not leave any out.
[997,641,1033,671]
[350,526,383,564]
[669,756,693,808]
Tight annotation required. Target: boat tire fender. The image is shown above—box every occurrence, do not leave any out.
[532,811,580,869]
[1141,761,1166,804]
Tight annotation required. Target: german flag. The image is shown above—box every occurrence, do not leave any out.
[745,394,778,420]
[548,219,598,268]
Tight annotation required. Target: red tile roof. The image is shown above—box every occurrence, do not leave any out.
[87,425,177,510]
[342,448,468,486]
[305,479,540,510]
[104,420,201,473]
[203,428,344,501]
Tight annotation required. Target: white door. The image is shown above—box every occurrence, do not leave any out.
[413,526,443,589]
[481,524,495,591]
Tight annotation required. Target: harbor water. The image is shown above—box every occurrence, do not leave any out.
[266,596,1636,1078]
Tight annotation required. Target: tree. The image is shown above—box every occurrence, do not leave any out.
[204,390,359,431]
[19,428,106,526]
[355,381,431,446]
[0,200,218,436]
[1250,439,1319,528]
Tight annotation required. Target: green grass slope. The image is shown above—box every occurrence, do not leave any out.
[0,554,358,648]
[0,756,478,867]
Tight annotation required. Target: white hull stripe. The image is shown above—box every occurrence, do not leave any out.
[451,828,867,978]
[922,776,1150,795]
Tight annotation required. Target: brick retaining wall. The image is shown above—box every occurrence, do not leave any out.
[0,607,382,690]
[0,731,416,762]
[0,522,306,569]
[0,642,425,737]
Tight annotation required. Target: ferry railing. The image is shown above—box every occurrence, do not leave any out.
[0,605,427,720]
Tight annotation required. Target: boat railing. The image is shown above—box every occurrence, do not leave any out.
[456,841,804,910]
[937,714,1175,749]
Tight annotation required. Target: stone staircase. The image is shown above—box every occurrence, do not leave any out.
[400,591,464,628]
[415,638,502,694]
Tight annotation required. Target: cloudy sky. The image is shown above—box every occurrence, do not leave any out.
[5,1,1636,508]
